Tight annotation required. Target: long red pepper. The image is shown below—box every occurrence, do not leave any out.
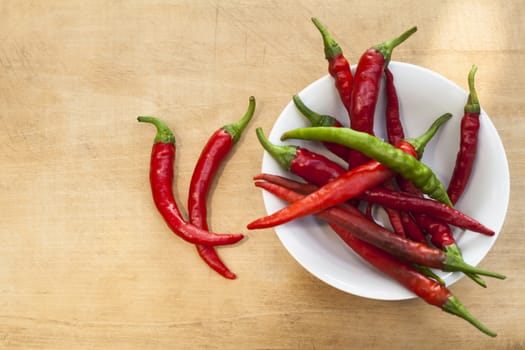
[188,97,256,279]
[384,68,405,145]
[254,180,497,337]
[137,116,244,246]
[359,187,494,235]
[311,17,353,117]
[447,65,481,204]
[348,26,417,169]
[383,68,428,242]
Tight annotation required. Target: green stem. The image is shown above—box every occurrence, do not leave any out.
[223,96,256,143]
[374,26,417,63]
[311,17,343,59]
[137,116,176,144]
[465,65,480,114]
[444,243,486,288]
[407,113,452,157]
[443,296,497,337]
[414,265,445,285]
[256,127,297,171]
[293,95,338,127]
[444,251,506,280]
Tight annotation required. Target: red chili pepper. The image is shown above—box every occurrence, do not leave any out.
[380,180,406,237]
[137,116,244,246]
[447,65,481,204]
[359,187,494,235]
[399,211,427,243]
[348,26,417,168]
[188,97,256,279]
[384,68,405,145]
[255,180,497,336]
[311,18,353,116]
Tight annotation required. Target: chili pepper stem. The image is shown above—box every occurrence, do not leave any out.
[311,17,342,59]
[444,251,506,280]
[465,65,481,114]
[443,296,497,337]
[293,95,337,127]
[256,128,296,171]
[406,113,452,158]
[223,96,256,142]
[414,265,445,285]
[374,26,417,63]
[444,243,487,288]
[137,116,176,144]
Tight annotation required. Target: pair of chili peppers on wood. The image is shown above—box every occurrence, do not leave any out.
[138,97,256,279]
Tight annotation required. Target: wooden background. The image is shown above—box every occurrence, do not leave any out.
[1,1,524,349]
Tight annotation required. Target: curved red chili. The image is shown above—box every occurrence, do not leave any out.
[137,116,244,246]
[447,65,481,204]
[188,97,256,279]
[311,17,353,116]
[348,26,417,168]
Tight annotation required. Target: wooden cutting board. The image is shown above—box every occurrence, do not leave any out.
[1,1,524,348]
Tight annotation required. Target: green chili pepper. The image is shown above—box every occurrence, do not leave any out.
[280,114,454,206]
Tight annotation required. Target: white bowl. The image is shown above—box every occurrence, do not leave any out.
[260,61,510,300]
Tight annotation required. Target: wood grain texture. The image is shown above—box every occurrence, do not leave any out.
[0,0,524,348]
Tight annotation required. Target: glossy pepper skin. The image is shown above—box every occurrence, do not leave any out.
[188,97,256,279]
[280,116,453,207]
[311,17,353,116]
[254,180,496,337]
[348,26,417,169]
[137,116,244,246]
[447,65,481,204]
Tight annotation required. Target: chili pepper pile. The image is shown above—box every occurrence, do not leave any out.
[138,97,256,279]
[247,18,504,336]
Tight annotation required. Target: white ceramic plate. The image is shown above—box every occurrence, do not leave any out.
[260,61,509,301]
